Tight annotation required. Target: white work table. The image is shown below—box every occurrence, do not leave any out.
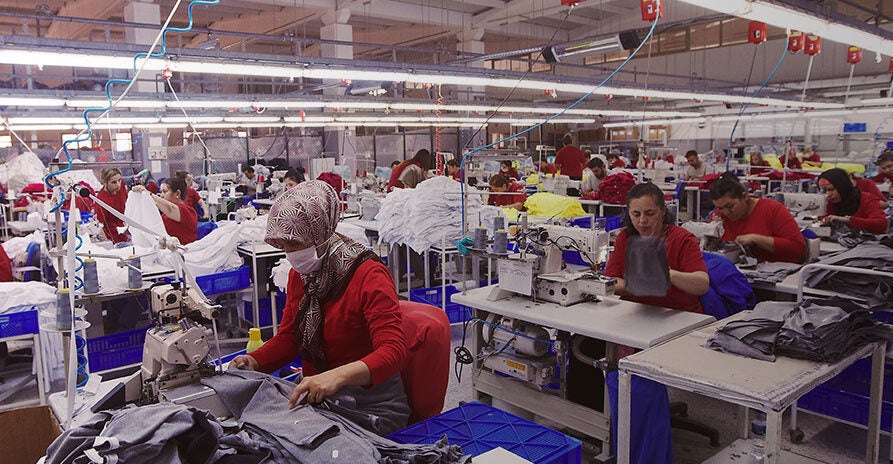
[452,285,715,461]
[236,242,286,329]
[616,312,885,464]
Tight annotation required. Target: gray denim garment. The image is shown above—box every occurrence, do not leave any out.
[704,301,793,362]
[624,235,671,297]
[739,261,801,285]
[802,243,893,310]
[203,369,466,463]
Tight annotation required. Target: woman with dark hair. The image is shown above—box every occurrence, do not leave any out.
[554,134,586,179]
[133,177,198,245]
[500,160,520,180]
[709,172,805,263]
[94,168,130,244]
[387,149,433,191]
[175,170,210,220]
[818,168,889,234]
[604,182,709,313]
[487,174,526,210]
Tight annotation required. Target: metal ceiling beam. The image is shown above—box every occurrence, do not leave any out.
[44,0,126,39]
[472,0,608,29]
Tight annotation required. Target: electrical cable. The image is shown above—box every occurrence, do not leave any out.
[165,77,212,156]
[726,35,789,171]
[459,7,663,231]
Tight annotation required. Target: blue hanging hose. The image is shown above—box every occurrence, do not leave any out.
[726,39,789,171]
[43,0,220,212]
[75,334,88,388]
[459,6,663,229]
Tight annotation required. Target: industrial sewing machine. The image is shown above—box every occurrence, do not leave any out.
[489,223,615,306]
[781,192,832,237]
[681,220,758,267]
[91,282,230,417]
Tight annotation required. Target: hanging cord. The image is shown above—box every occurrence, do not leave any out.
[800,54,816,102]
[459,4,663,232]
[727,36,789,171]
[843,63,856,103]
[165,77,212,155]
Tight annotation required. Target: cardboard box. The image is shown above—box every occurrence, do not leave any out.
[0,406,61,464]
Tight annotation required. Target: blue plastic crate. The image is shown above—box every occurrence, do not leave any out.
[569,215,622,231]
[0,308,38,338]
[244,295,287,327]
[165,266,251,295]
[87,328,150,372]
[409,285,472,324]
[799,356,893,432]
[389,402,581,464]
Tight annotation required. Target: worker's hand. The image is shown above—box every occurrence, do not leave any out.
[229,354,259,371]
[288,370,345,408]
[822,215,849,225]
[131,185,146,193]
[735,234,760,247]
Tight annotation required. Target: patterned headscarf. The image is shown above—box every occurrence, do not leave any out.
[265,180,378,369]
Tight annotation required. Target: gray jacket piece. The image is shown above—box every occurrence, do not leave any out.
[803,243,893,310]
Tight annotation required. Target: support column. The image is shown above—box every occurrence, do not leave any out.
[457,29,487,152]
[124,1,168,177]
[320,9,358,175]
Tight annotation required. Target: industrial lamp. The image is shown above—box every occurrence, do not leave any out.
[542,31,642,63]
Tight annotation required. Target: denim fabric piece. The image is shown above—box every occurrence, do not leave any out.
[803,243,893,310]
[624,235,670,297]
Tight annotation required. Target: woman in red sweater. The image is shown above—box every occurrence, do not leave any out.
[387,149,432,191]
[133,177,198,245]
[709,172,806,263]
[230,181,409,433]
[818,168,889,234]
[604,182,709,313]
[93,168,130,244]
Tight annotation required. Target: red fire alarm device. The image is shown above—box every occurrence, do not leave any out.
[561,0,581,6]
[804,34,822,55]
[748,21,768,44]
[788,30,803,53]
[847,46,863,64]
[641,0,662,21]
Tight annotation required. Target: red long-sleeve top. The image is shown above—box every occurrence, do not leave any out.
[605,225,707,314]
[554,145,587,177]
[94,186,129,243]
[250,260,407,386]
[0,246,12,282]
[874,172,893,184]
[161,203,198,245]
[387,161,421,191]
[488,182,526,207]
[855,178,886,203]
[719,198,806,264]
[827,193,889,234]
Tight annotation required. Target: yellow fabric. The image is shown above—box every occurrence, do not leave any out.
[501,208,520,222]
[818,162,865,174]
[763,154,783,170]
[526,173,539,185]
[523,192,586,218]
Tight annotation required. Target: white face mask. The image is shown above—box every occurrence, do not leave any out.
[286,246,322,274]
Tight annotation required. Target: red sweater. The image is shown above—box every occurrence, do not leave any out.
[185,188,201,208]
[250,260,407,385]
[0,246,11,282]
[161,202,198,245]
[719,198,806,263]
[605,225,707,313]
[855,178,886,203]
[874,172,893,184]
[488,182,526,207]
[554,145,587,177]
[94,186,129,243]
[387,161,421,191]
[827,193,889,234]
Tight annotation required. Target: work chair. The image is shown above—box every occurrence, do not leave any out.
[398,301,451,424]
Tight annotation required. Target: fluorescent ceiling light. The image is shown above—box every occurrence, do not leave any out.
[76,123,133,130]
[0,97,65,107]
[0,49,841,108]
[282,116,336,123]
[860,97,893,105]
[161,116,223,123]
[6,124,73,131]
[134,123,187,129]
[66,99,166,108]
[607,107,893,126]
[676,0,893,56]
[223,116,283,123]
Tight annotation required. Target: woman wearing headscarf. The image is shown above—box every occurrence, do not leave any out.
[230,181,409,434]
[818,168,889,234]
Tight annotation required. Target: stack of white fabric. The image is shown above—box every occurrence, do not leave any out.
[376,176,501,253]
[0,152,46,191]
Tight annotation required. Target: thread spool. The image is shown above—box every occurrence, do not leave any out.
[520,213,528,232]
[56,288,72,330]
[83,258,99,294]
[473,227,488,250]
[127,256,142,290]
[493,229,508,255]
[493,216,505,236]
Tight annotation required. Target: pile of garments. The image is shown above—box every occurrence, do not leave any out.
[376,177,500,253]
[803,242,893,310]
[738,261,801,285]
[585,172,635,204]
[831,227,893,249]
[706,297,893,362]
[46,370,466,464]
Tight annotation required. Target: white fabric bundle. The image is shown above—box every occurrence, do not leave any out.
[0,281,65,388]
[1,230,43,261]
[0,152,46,192]
[123,190,166,248]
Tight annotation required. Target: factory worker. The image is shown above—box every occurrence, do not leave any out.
[93,168,130,244]
[175,171,210,221]
[748,151,772,175]
[500,160,520,180]
[554,133,586,180]
[387,149,432,191]
[683,150,708,180]
[488,174,526,210]
[848,171,886,208]
[818,168,889,234]
[132,177,198,245]
[606,151,626,169]
[709,172,805,263]
[446,159,463,181]
[604,182,709,313]
[238,165,258,189]
[283,169,304,188]
[581,157,607,195]
[230,181,409,434]
[873,151,893,185]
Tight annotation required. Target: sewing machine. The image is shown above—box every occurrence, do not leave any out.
[91,282,230,417]
[491,224,615,306]
[681,220,758,267]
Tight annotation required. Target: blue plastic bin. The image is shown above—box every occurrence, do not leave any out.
[244,293,287,327]
[409,285,471,324]
[87,327,150,372]
[389,402,581,464]
[0,308,38,338]
[569,215,622,231]
[164,266,251,295]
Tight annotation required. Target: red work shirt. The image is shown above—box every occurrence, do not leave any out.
[719,198,806,263]
[804,153,821,163]
[780,154,802,170]
[750,161,773,176]
[502,167,520,180]
[827,193,889,234]
[161,202,198,245]
[541,163,557,175]
[874,172,893,184]
[387,161,421,191]
[450,169,464,182]
[488,182,526,207]
[604,225,707,313]
[0,246,12,282]
[94,186,129,243]
[610,158,626,169]
[554,145,587,178]
[185,188,201,208]
[250,260,407,386]
[856,178,886,203]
